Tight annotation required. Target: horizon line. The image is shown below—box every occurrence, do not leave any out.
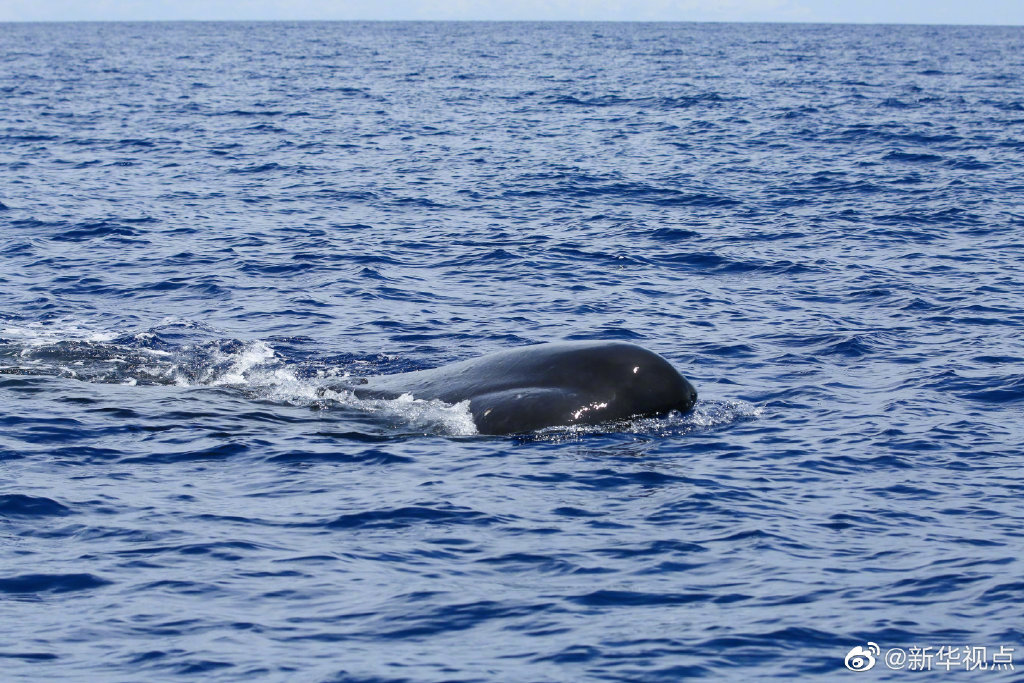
[1,18,1022,28]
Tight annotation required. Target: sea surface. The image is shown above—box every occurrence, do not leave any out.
[2,21,1024,681]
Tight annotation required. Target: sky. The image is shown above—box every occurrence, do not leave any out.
[1,0,1022,25]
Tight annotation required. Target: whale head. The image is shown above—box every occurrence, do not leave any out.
[561,341,697,421]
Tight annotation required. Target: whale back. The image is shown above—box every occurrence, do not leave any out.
[352,341,697,434]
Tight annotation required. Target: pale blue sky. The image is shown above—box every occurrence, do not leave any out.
[1,0,1022,25]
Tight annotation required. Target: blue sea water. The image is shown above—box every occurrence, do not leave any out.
[1,20,1024,680]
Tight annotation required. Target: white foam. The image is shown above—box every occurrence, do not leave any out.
[1,320,118,345]
[529,398,764,439]
[317,386,479,436]
[209,341,277,386]
[169,340,480,436]
[687,399,765,428]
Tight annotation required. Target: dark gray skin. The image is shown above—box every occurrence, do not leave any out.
[337,341,697,435]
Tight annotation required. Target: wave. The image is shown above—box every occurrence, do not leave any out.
[0,573,111,594]
[0,494,73,518]
[546,92,731,109]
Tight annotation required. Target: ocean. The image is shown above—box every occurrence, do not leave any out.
[1,20,1023,680]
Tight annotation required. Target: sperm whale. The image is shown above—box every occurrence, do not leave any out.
[335,341,697,435]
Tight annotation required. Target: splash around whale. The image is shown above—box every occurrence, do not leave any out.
[332,341,698,435]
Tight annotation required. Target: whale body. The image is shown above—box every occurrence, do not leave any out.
[337,341,697,435]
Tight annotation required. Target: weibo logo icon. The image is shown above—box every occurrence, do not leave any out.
[844,642,881,671]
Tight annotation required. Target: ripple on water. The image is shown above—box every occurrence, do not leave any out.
[1,20,1024,683]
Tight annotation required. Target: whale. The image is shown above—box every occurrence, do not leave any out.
[333,341,697,435]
